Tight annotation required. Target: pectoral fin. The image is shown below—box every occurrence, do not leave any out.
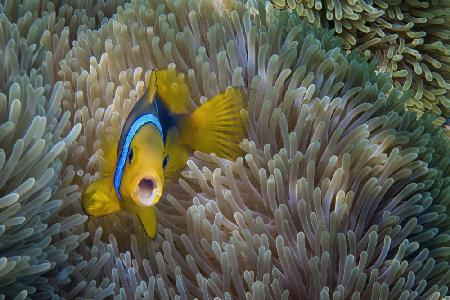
[164,128,189,180]
[97,129,120,178]
[137,206,158,239]
[82,177,121,217]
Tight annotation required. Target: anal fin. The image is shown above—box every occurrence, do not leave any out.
[137,206,158,239]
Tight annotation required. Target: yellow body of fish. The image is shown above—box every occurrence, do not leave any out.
[81,69,247,238]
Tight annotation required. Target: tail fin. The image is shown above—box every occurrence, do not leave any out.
[178,87,247,161]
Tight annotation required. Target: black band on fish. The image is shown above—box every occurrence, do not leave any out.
[114,113,163,200]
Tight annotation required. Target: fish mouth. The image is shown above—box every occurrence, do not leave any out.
[136,177,160,206]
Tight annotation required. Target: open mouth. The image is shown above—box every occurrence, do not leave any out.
[137,177,157,206]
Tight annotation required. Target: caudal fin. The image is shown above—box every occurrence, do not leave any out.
[178,87,247,161]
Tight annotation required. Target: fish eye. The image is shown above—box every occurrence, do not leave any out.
[163,155,169,168]
[128,148,134,164]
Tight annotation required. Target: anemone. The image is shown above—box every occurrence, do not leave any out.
[0,0,126,298]
[1,0,125,36]
[0,12,85,299]
[269,0,450,127]
[51,0,450,298]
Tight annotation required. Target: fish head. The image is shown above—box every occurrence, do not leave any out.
[119,124,166,207]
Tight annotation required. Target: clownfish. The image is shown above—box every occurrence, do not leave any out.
[81,69,246,238]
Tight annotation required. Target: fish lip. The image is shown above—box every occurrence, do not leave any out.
[135,175,161,207]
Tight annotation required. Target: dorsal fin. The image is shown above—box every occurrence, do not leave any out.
[145,70,158,104]
[154,69,190,114]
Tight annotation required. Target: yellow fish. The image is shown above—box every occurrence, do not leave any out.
[81,69,246,238]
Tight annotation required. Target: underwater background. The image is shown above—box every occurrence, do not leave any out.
[0,0,449,299]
